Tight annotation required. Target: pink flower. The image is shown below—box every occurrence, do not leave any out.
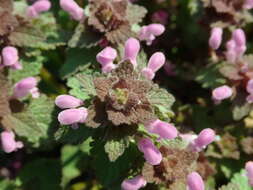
[1,46,22,70]
[232,29,246,47]
[60,0,84,21]
[246,161,253,186]
[55,95,83,109]
[139,24,165,45]
[121,175,147,190]
[246,94,253,103]
[1,131,23,153]
[58,107,88,129]
[247,79,253,94]
[151,10,169,25]
[146,119,178,140]
[190,128,215,152]
[124,38,140,67]
[142,52,166,80]
[26,0,51,18]
[13,77,39,99]
[209,27,223,50]
[244,0,253,9]
[138,138,162,165]
[187,172,205,190]
[212,85,233,102]
[96,47,117,73]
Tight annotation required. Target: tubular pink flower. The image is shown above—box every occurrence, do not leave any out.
[57,107,88,126]
[244,0,253,9]
[96,47,117,67]
[190,128,215,152]
[187,172,205,190]
[146,119,178,140]
[246,161,253,186]
[124,38,140,67]
[27,0,51,18]
[142,52,166,80]
[55,95,83,109]
[232,29,246,47]
[139,24,165,46]
[212,85,233,101]
[247,79,253,94]
[151,10,169,25]
[13,77,38,99]
[121,175,147,190]
[138,138,162,165]
[1,131,23,153]
[60,0,84,21]
[101,62,117,73]
[209,27,223,50]
[2,46,19,67]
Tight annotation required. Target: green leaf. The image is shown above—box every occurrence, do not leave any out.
[231,169,253,190]
[218,183,241,190]
[17,159,61,190]
[147,85,175,121]
[126,4,147,25]
[0,179,17,190]
[10,96,57,147]
[104,138,130,162]
[8,51,44,83]
[195,64,226,89]
[67,72,97,100]
[232,93,252,121]
[59,47,99,79]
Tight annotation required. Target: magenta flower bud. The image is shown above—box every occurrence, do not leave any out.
[148,52,166,72]
[146,119,178,140]
[232,29,246,47]
[96,47,117,67]
[246,161,253,186]
[247,79,253,94]
[57,107,88,125]
[102,62,116,73]
[191,128,215,152]
[141,68,155,80]
[138,138,162,165]
[212,85,233,101]
[60,0,84,21]
[13,77,38,99]
[2,46,19,66]
[27,0,51,18]
[55,95,83,109]
[187,172,205,190]
[1,131,23,153]
[151,10,169,25]
[121,175,147,190]
[147,24,165,36]
[244,0,253,9]
[209,27,223,50]
[124,38,140,67]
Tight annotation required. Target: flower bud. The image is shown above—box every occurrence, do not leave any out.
[232,29,246,47]
[141,68,155,80]
[147,24,165,36]
[148,52,166,72]
[124,38,140,67]
[121,175,147,190]
[191,128,215,152]
[57,107,88,125]
[187,172,205,190]
[246,161,253,186]
[60,0,84,21]
[209,27,223,50]
[247,79,253,94]
[55,95,83,109]
[139,24,165,46]
[1,131,23,153]
[146,119,178,139]
[138,138,162,165]
[27,0,51,18]
[212,85,233,101]
[2,46,19,66]
[96,47,117,67]
[13,77,38,99]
